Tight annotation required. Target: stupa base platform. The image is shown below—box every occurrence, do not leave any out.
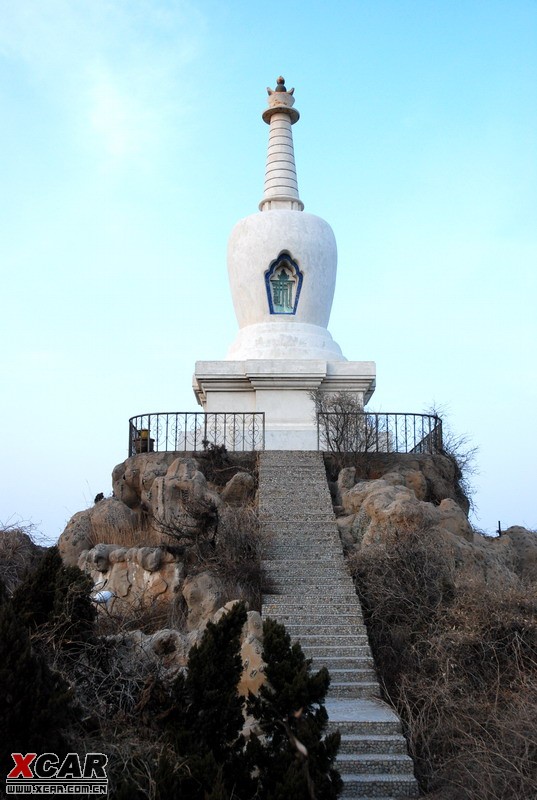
[193,359,376,450]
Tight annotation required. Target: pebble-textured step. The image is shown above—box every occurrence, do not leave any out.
[259,450,419,799]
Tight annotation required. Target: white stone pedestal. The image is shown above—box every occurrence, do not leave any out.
[193,360,376,450]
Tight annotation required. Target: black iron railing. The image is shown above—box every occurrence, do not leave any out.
[128,412,265,457]
[317,412,442,454]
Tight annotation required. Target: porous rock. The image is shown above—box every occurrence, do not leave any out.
[221,471,256,505]
[212,602,265,697]
[58,509,93,566]
[182,571,226,631]
[334,460,537,586]
[81,545,185,609]
[58,498,141,567]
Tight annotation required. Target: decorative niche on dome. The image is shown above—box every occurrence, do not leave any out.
[264,252,303,315]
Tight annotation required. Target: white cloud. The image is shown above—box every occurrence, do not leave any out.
[86,62,152,160]
[0,0,206,165]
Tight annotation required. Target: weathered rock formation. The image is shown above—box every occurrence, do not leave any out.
[79,544,185,612]
[59,452,256,567]
[326,452,469,514]
[57,452,262,696]
[330,455,537,586]
[59,498,141,567]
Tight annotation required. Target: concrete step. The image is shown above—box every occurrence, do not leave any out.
[263,557,346,566]
[327,717,401,736]
[301,644,372,658]
[264,571,350,583]
[269,582,357,594]
[263,562,349,574]
[262,535,341,544]
[263,597,360,609]
[259,512,337,520]
[261,524,338,532]
[328,682,379,699]
[289,633,369,647]
[265,547,343,558]
[264,571,354,583]
[327,668,378,682]
[265,533,341,541]
[260,452,323,460]
[315,663,376,678]
[263,526,339,532]
[278,622,366,636]
[259,461,324,467]
[264,613,363,626]
[259,488,330,496]
[325,700,402,736]
[263,596,360,608]
[265,595,358,605]
[266,592,358,602]
[263,541,342,550]
[262,519,337,525]
[269,573,355,584]
[259,486,331,494]
[268,581,356,590]
[338,734,408,756]
[263,536,342,544]
[260,507,334,516]
[337,753,415,775]
[264,554,345,561]
[267,612,364,625]
[339,773,419,798]
[313,655,374,670]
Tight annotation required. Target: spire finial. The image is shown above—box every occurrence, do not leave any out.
[259,76,303,212]
[264,76,298,124]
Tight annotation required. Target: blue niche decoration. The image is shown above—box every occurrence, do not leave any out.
[265,253,303,315]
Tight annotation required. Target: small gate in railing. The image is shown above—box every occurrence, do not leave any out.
[317,412,443,454]
[128,412,265,456]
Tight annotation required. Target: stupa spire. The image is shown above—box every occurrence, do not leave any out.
[259,76,304,212]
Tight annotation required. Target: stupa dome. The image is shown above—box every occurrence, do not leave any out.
[226,78,344,361]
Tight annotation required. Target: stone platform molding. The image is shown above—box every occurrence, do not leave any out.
[260,451,419,799]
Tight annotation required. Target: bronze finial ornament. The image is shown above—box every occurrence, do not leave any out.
[267,76,295,96]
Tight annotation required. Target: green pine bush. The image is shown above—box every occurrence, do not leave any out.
[11,545,63,628]
[0,584,74,774]
[247,618,342,800]
[159,603,341,799]
[161,601,254,799]
[12,545,96,648]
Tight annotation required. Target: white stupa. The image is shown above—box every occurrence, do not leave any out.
[193,77,376,449]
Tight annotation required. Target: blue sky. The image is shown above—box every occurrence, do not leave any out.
[1,0,536,541]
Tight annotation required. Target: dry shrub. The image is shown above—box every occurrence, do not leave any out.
[95,591,188,636]
[0,521,47,593]
[207,503,265,611]
[196,444,258,487]
[349,524,537,799]
[155,493,264,610]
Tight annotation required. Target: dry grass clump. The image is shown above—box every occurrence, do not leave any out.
[196,444,258,487]
[94,592,188,637]
[162,502,265,611]
[349,524,537,799]
[210,503,265,611]
[86,513,164,550]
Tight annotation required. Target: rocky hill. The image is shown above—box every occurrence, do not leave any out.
[1,446,535,799]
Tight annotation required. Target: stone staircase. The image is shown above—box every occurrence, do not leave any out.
[259,450,419,799]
